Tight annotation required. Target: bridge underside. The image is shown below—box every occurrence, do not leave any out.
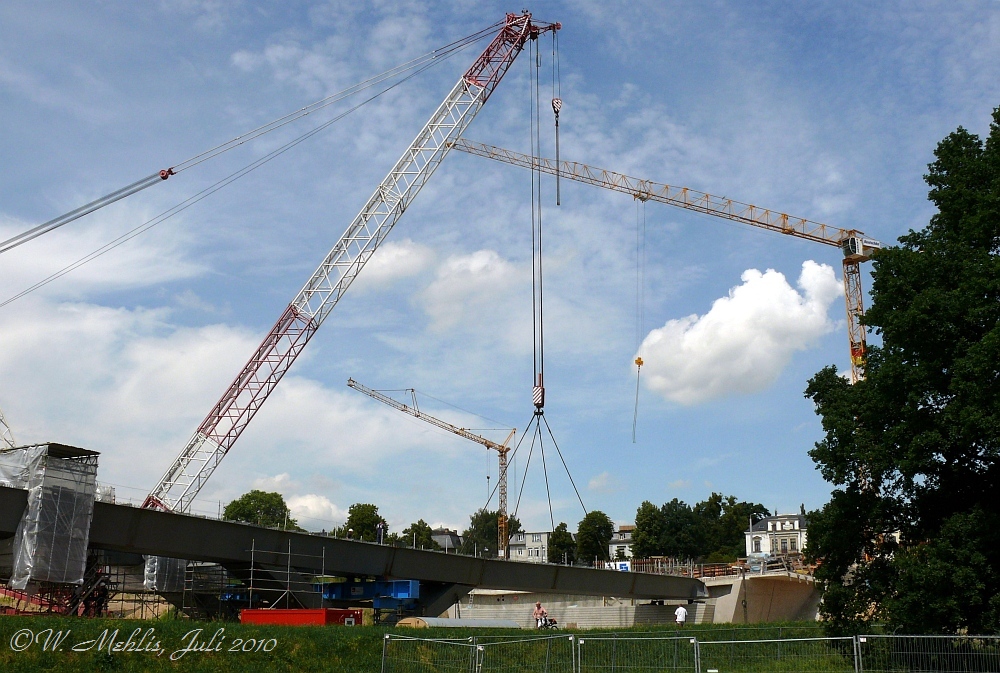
[0,486,704,616]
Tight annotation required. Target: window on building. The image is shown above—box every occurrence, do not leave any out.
[517,549,523,556]
[790,538,797,552]
[516,533,524,541]
[532,534,541,543]
[753,538,761,553]
[781,539,788,553]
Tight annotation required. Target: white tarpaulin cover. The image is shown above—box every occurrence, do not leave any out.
[3,444,99,590]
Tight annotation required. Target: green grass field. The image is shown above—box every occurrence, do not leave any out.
[0,615,826,672]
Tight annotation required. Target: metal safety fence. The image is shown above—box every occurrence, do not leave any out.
[382,632,1000,673]
[858,635,1000,673]
[577,636,697,672]
[382,634,575,673]
[697,636,857,673]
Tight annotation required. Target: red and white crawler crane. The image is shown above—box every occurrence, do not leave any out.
[142,13,560,515]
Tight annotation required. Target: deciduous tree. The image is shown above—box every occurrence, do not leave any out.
[805,108,1000,635]
[402,519,442,550]
[576,511,614,564]
[460,508,521,558]
[342,503,386,542]
[223,490,302,531]
[547,522,576,564]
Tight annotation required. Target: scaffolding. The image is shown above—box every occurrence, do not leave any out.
[2,443,99,591]
[245,539,325,610]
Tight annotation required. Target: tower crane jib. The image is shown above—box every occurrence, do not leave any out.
[142,13,560,514]
[450,139,881,382]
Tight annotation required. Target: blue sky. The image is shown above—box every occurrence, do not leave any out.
[2,1,999,534]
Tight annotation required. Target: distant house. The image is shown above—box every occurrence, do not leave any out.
[609,524,635,560]
[431,527,462,552]
[745,514,807,557]
[508,531,552,563]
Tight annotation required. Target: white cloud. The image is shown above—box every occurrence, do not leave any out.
[351,239,434,292]
[252,473,296,493]
[418,249,529,344]
[287,493,347,527]
[588,471,623,494]
[668,479,691,489]
[639,261,842,405]
[0,208,203,302]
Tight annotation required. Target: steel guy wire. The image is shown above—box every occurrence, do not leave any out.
[0,22,500,256]
[0,42,473,309]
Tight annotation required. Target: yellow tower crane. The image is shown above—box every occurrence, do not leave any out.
[450,138,881,382]
[346,378,516,557]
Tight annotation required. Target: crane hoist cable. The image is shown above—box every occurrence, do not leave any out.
[503,33,587,540]
[0,23,502,259]
[632,196,647,443]
[551,28,562,206]
[0,32,484,310]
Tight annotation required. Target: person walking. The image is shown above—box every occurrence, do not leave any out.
[674,604,688,627]
[533,601,549,628]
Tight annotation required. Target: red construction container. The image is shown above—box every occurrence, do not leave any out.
[239,608,363,626]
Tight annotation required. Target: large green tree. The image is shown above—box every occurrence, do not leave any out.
[632,495,767,561]
[401,519,442,550]
[460,508,521,558]
[223,490,302,530]
[576,511,614,564]
[548,522,577,564]
[805,108,1000,635]
[342,503,387,542]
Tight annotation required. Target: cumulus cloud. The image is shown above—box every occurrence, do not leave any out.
[418,250,530,348]
[639,261,842,405]
[287,494,347,527]
[252,473,297,493]
[351,239,434,292]
[0,208,203,302]
[588,471,623,494]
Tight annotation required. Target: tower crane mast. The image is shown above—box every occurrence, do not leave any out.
[450,139,881,382]
[142,13,559,514]
[347,379,515,558]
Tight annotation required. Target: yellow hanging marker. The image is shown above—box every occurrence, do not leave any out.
[632,357,643,443]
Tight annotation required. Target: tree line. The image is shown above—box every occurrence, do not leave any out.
[221,489,768,565]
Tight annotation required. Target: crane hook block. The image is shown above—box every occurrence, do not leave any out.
[635,357,643,368]
[552,98,562,115]
[159,168,175,180]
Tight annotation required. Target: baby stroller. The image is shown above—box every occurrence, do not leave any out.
[536,616,558,629]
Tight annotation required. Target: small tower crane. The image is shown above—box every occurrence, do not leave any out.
[347,378,516,558]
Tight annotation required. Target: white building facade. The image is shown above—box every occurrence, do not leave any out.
[745,514,807,557]
[508,531,551,563]
[609,524,635,560]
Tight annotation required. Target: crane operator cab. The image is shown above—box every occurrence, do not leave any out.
[842,235,882,263]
